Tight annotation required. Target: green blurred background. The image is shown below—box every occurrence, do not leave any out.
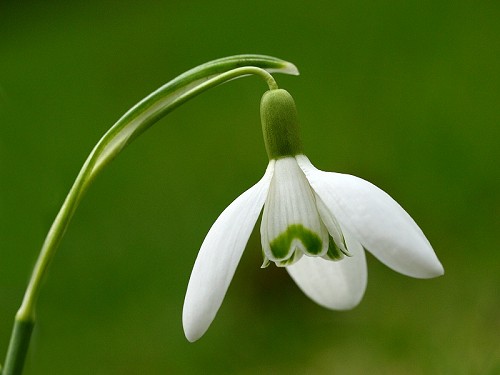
[1,1,498,374]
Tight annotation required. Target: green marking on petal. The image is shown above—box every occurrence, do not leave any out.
[324,237,345,261]
[340,243,352,257]
[323,236,353,261]
[340,235,349,256]
[270,224,323,259]
[276,249,302,267]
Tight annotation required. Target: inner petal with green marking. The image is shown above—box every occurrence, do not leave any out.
[260,157,330,265]
[270,224,323,259]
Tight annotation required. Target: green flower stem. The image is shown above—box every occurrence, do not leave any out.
[1,55,298,375]
[2,321,33,375]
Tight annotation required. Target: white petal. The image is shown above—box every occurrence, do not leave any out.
[286,228,367,309]
[261,157,328,262]
[296,155,444,279]
[183,161,275,342]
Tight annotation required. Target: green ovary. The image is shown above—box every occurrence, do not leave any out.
[270,224,323,259]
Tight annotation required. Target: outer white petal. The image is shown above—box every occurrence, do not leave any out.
[261,157,328,262]
[183,161,275,342]
[286,228,367,309]
[296,155,444,279]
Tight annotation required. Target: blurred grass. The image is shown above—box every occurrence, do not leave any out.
[1,0,499,374]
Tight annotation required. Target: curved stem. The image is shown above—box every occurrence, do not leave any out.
[2,55,298,375]
[18,66,280,322]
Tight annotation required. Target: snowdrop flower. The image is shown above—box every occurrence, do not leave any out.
[183,89,444,342]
